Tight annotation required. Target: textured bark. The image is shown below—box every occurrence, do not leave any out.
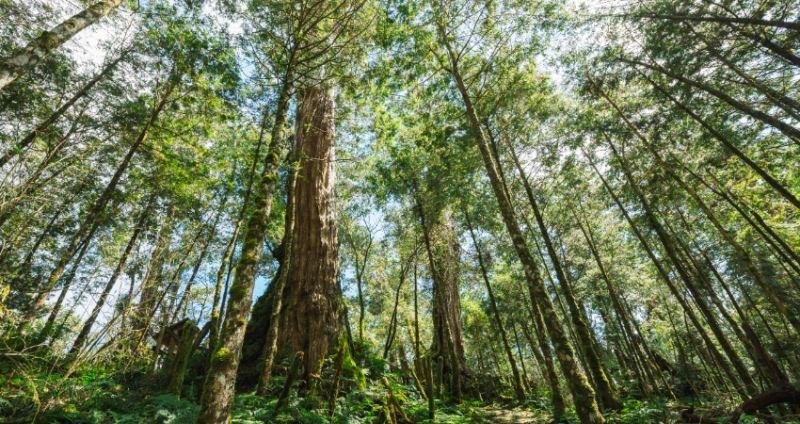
[197,55,294,422]
[0,0,124,91]
[436,18,603,422]
[417,200,467,400]
[277,85,340,383]
[167,320,200,397]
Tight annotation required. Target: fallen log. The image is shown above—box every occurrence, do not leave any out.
[681,385,800,423]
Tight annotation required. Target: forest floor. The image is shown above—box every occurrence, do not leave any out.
[466,405,546,423]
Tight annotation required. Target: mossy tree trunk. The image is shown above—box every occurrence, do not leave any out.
[0,0,124,91]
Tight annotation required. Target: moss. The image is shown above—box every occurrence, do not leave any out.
[213,347,233,365]
[228,283,247,302]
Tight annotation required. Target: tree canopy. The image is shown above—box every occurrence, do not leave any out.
[1,0,799,423]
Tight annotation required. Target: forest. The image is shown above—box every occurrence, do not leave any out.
[1,0,799,423]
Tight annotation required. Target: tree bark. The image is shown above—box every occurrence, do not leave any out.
[277,85,340,384]
[435,17,603,422]
[503,137,621,410]
[0,0,124,91]
[196,49,294,421]
[416,197,467,401]
[605,140,758,396]
[256,150,298,396]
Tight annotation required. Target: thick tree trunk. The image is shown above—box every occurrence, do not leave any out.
[0,0,124,91]
[416,198,467,401]
[277,85,340,384]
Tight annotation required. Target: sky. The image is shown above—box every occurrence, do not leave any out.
[6,0,624,350]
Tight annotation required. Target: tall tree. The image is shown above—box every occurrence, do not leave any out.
[0,0,124,91]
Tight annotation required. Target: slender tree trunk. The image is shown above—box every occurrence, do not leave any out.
[0,52,126,168]
[383,254,411,360]
[68,195,154,357]
[605,140,758,396]
[464,209,525,401]
[503,136,621,410]
[0,114,82,228]
[196,54,296,423]
[208,220,240,357]
[587,155,749,397]
[510,321,532,392]
[0,0,124,91]
[525,281,566,421]
[740,30,800,68]
[436,19,603,422]
[571,206,660,393]
[593,80,800,335]
[24,78,175,322]
[634,73,800,210]
[173,192,229,321]
[36,228,94,338]
[256,152,298,396]
[133,207,174,337]
[623,58,800,144]
[629,13,800,31]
